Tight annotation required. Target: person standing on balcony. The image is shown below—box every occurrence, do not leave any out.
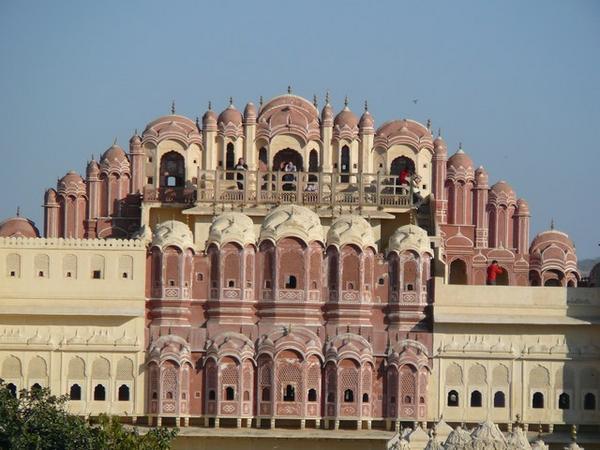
[235,158,248,189]
[486,260,504,285]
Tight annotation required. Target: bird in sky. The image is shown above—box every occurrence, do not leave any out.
[412,99,418,104]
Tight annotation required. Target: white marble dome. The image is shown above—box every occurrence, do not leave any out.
[259,205,324,244]
[207,212,255,248]
[327,214,376,250]
[151,220,194,251]
[388,224,432,255]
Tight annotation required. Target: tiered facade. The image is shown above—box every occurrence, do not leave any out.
[0,92,597,441]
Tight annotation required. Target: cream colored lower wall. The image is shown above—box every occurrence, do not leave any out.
[0,316,145,416]
[429,325,600,425]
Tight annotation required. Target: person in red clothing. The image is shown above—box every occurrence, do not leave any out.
[399,168,410,185]
[486,260,504,285]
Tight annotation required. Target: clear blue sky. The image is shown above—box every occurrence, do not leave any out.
[1,0,598,258]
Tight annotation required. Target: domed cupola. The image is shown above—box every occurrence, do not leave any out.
[202,101,218,132]
[129,132,142,146]
[529,224,579,286]
[388,224,433,255]
[243,102,257,125]
[100,142,130,175]
[217,99,244,138]
[433,133,447,156]
[207,212,256,248]
[86,159,100,178]
[259,205,324,244]
[57,171,86,197]
[358,101,375,133]
[0,211,40,238]
[489,180,516,206]
[517,198,530,215]
[327,214,376,251]
[474,165,488,187]
[321,92,334,127]
[333,97,359,139]
[446,145,474,181]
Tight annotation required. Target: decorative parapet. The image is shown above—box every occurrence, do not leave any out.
[0,236,145,249]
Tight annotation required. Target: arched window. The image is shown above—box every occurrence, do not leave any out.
[118,384,130,401]
[225,143,235,179]
[208,390,216,401]
[308,389,317,402]
[261,387,270,401]
[558,393,570,410]
[283,384,295,402]
[340,145,350,182]
[584,393,596,410]
[7,383,17,398]
[93,384,106,401]
[31,383,42,396]
[259,147,268,166]
[532,392,544,409]
[493,391,505,408]
[447,390,459,407]
[285,275,297,289]
[404,395,412,404]
[449,259,467,285]
[69,384,82,400]
[243,391,250,401]
[362,393,369,402]
[344,389,354,402]
[470,390,482,407]
[225,387,235,401]
[309,150,319,173]
[390,156,415,177]
[160,151,185,188]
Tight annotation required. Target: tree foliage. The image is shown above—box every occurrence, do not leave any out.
[0,381,177,450]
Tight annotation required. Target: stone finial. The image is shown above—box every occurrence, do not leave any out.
[113,137,117,145]
[344,95,349,107]
[259,96,263,107]
[458,141,463,150]
[325,90,330,105]
[229,96,233,106]
[313,94,318,107]
[171,100,175,114]
[427,118,431,130]
[134,128,138,136]
[287,85,292,94]
[550,218,555,230]
[16,206,20,217]
[437,128,442,137]
[208,100,212,111]
[364,100,368,111]
[195,116,200,127]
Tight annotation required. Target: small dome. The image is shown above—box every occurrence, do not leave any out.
[474,166,489,186]
[433,136,447,154]
[327,214,376,250]
[321,102,333,124]
[244,102,257,123]
[490,180,515,196]
[218,103,243,127]
[57,171,86,196]
[334,105,358,129]
[129,133,142,145]
[0,215,40,238]
[202,108,218,129]
[359,110,374,131]
[388,224,432,255]
[260,205,324,244]
[86,160,100,177]
[101,144,127,162]
[517,198,530,215]
[374,119,434,151]
[44,188,57,204]
[152,220,194,251]
[207,212,255,248]
[447,148,474,171]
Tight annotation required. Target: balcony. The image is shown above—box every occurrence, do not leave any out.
[143,186,197,204]
[195,170,414,210]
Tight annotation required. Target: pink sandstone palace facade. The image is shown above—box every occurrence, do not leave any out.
[0,91,589,435]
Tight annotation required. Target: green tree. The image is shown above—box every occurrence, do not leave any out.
[0,381,177,450]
